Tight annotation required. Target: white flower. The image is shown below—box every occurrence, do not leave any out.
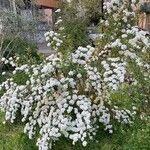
[47,43,51,47]
[122,34,127,38]
[68,71,74,76]
[44,32,50,37]
[45,36,50,41]
[2,72,6,75]
[1,57,6,61]
[4,60,9,64]
[77,73,82,78]
[55,9,61,13]
[56,43,61,47]
[82,141,87,147]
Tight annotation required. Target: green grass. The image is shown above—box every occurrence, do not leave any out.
[0,113,150,150]
[0,113,37,150]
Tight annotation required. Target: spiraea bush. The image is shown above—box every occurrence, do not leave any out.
[0,0,150,150]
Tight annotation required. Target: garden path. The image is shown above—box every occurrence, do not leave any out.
[37,43,54,56]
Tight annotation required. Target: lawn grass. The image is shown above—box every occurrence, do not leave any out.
[0,113,149,150]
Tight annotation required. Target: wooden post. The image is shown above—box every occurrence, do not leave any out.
[145,13,150,31]
[101,0,104,19]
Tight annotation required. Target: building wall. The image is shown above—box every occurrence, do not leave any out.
[139,0,150,31]
[0,0,10,10]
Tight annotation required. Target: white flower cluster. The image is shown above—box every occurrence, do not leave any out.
[112,107,134,124]
[104,0,121,14]
[1,57,18,67]
[104,0,136,22]
[101,58,126,90]
[44,31,63,51]
[71,46,95,65]
[55,18,63,26]
[44,9,65,53]
[106,27,150,71]
[98,1,150,84]
[36,92,94,149]
[85,65,102,96]
[24,91,88,145]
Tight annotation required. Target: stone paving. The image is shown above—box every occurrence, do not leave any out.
[37,43,54,56]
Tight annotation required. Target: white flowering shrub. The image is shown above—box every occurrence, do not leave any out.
[0,0,150,150]
[51,5,89,55]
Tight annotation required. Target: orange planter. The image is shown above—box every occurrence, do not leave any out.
[34,0,58,8]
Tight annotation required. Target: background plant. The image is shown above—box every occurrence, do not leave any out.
[0,9,43,73]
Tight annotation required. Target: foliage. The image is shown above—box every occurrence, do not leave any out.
[78,0,103,25]
[59,0,102,25]
[54,1,90,53]
[0,36,43,73]
[1,37,42,62]
[52,0,103,54]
